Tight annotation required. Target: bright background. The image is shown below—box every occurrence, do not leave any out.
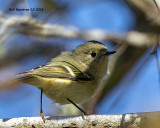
[0,0,159,118]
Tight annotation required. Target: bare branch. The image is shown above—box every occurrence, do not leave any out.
[0,15,122,42]
[125,0,160,25]
[0,15,155,47]
[0,111,160,128]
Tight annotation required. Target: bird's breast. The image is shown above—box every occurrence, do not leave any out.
[40,77,99,104]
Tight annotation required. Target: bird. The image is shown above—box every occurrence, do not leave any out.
[1,40,116,120]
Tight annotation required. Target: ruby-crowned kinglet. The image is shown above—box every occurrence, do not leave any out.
[2,40,116,117]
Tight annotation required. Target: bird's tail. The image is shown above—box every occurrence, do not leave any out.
[0,76,30,91]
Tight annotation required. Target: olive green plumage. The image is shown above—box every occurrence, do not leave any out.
[14,41,115,104]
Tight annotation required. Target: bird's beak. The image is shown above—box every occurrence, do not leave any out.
[105,51,116,56]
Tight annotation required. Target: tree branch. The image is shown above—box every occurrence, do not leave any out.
[0,111,160,128]
[0,15,123,44]
[0,15,156,47]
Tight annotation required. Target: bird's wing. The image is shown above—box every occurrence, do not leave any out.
[16,63,93,81]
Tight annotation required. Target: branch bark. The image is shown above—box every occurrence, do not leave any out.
[1,111,160,128]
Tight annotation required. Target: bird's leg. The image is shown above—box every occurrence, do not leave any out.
[40,88,45,122]
[66,97,87,117]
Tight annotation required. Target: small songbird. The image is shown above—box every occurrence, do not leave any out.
[2,40,116,119]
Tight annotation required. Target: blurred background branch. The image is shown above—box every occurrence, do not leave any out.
[0,14,158,47]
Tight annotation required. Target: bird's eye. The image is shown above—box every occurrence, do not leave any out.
[91,52,96,58]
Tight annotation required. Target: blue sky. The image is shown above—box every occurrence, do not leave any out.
[98,54,160,114]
